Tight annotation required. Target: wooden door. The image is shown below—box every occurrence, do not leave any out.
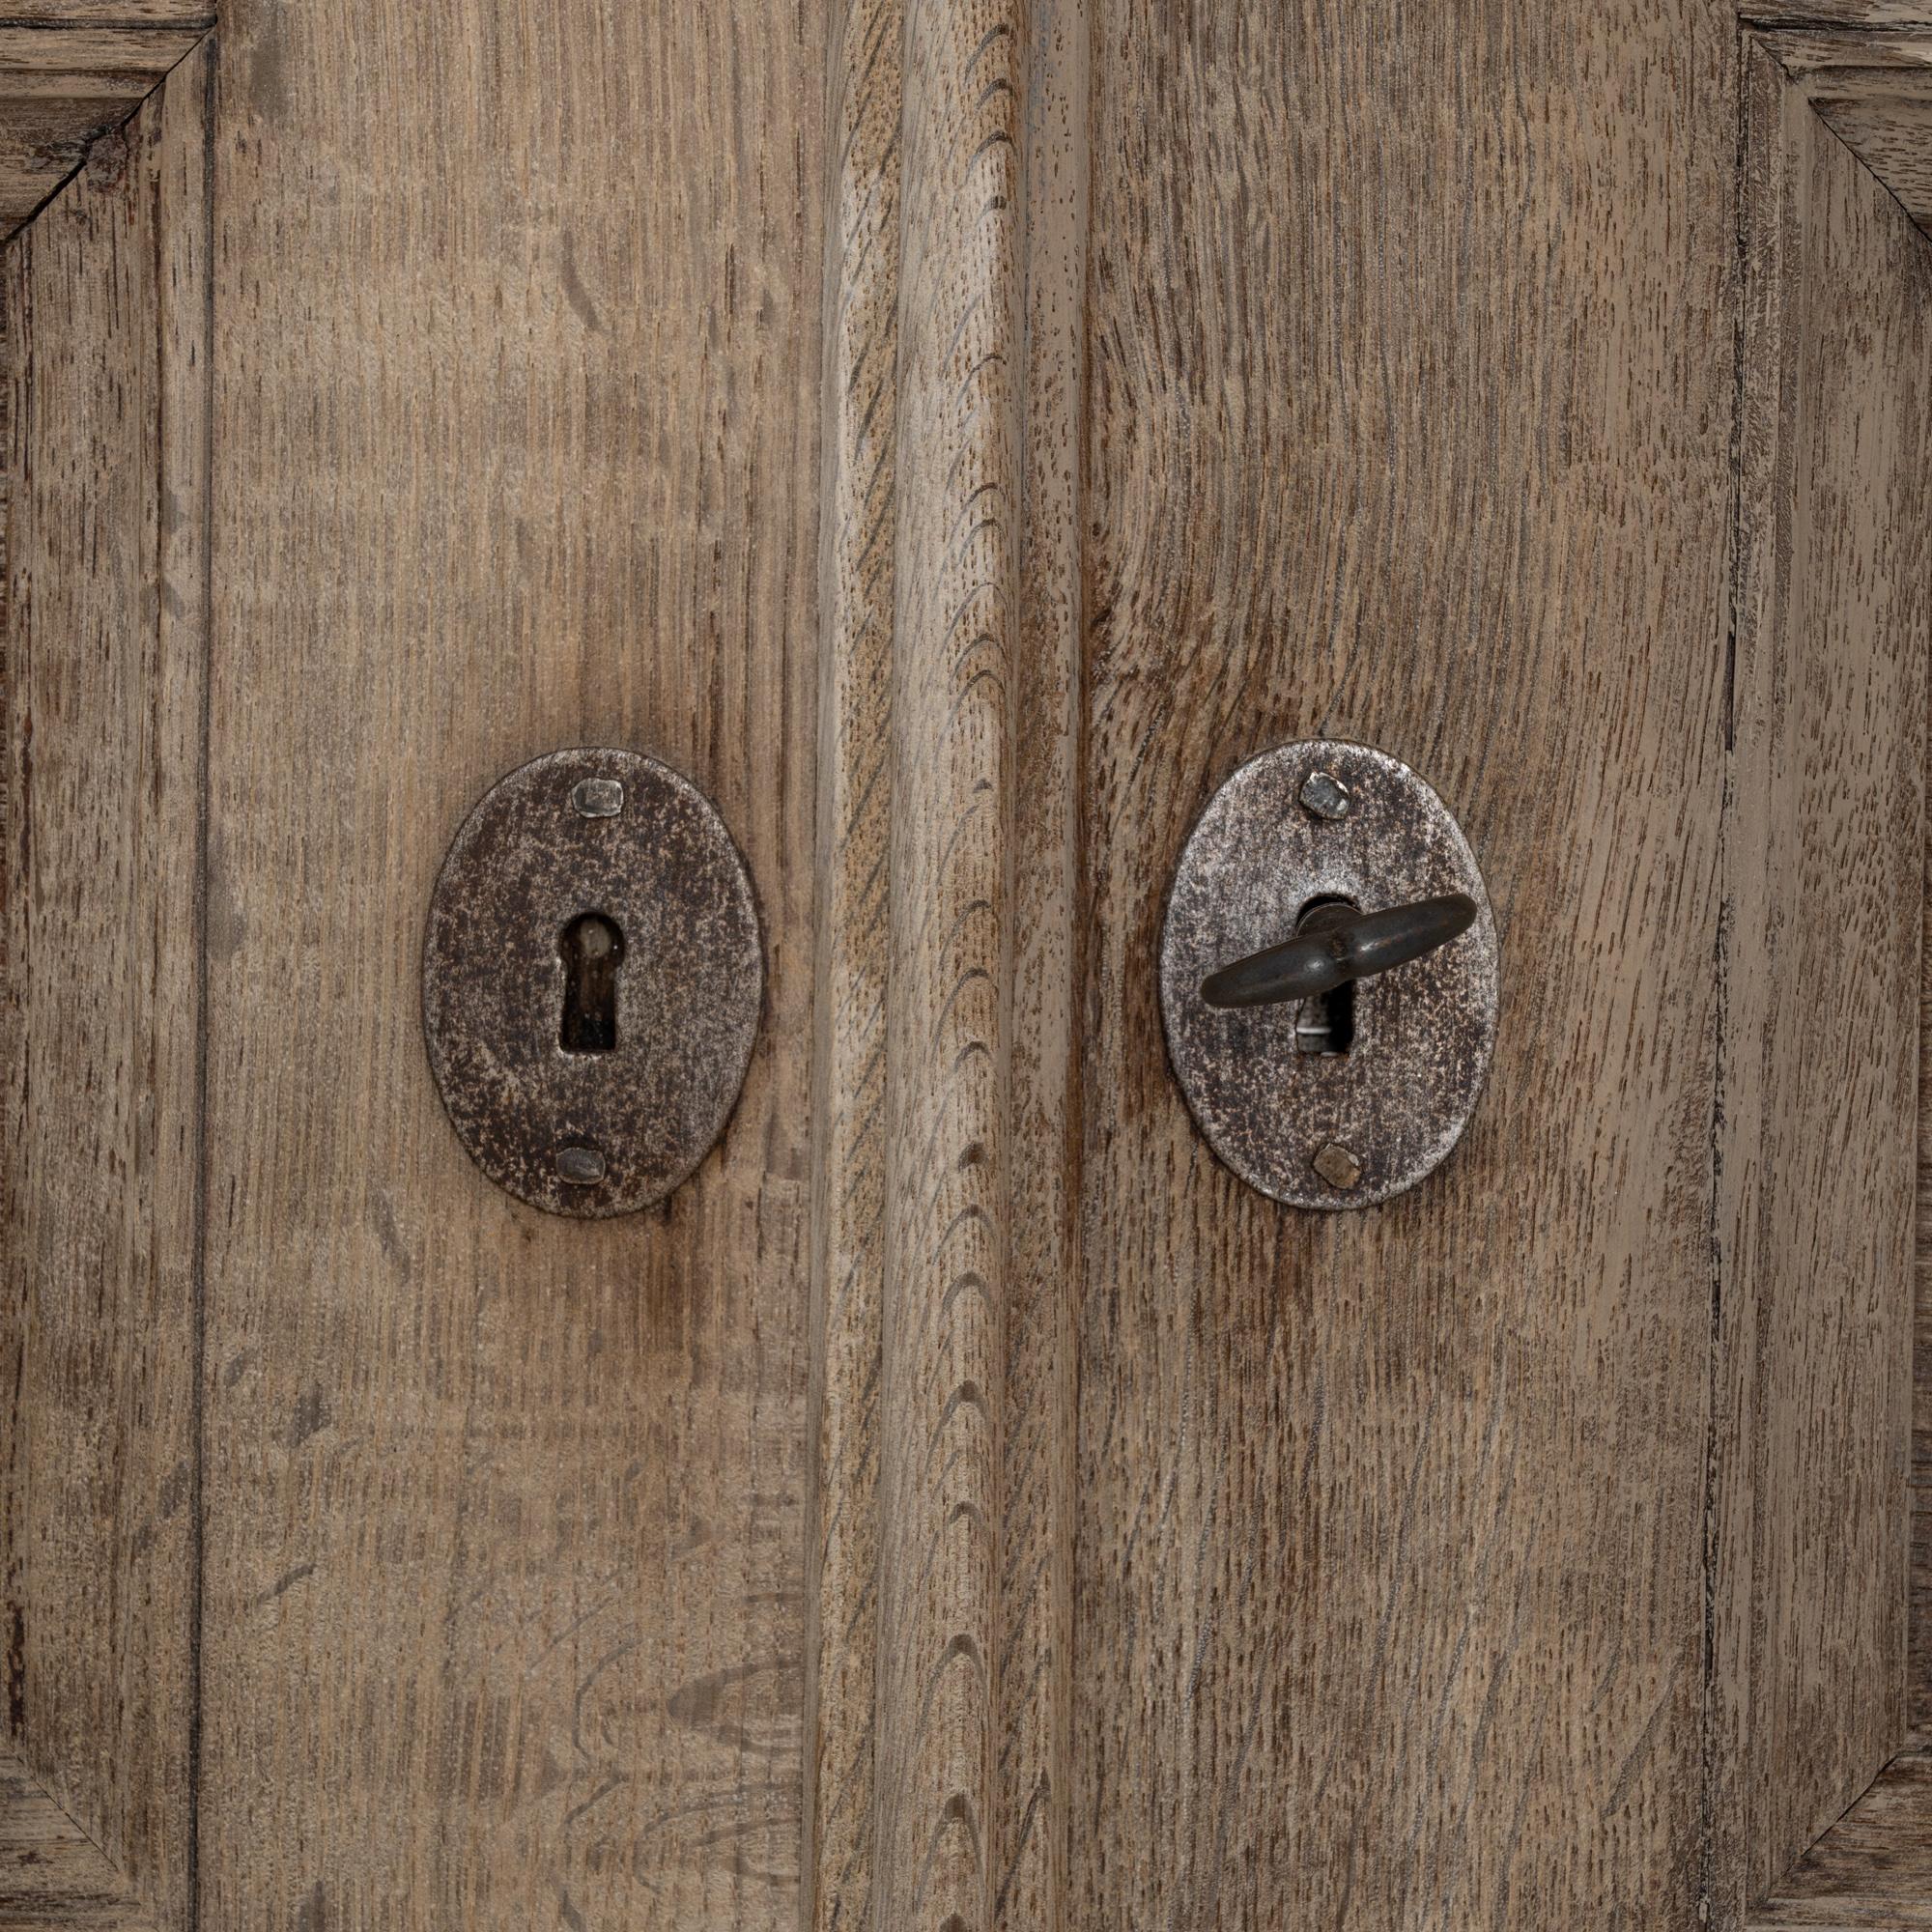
[3,2,1931,1928]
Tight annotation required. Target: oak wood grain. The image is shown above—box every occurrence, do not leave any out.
[5,5,1927,1926]
[1714,42,1932,1923]
[803,2,1084,1925]
[0,44,210,1932]
[1072,3,1739,1924]
[194,0,825,1923]
[868,1,1028,1923]
[1748,1748,1932,1928]
[1760,28,1932,236]
[0,5,206,20]
[1747,5,1932,25]
[801,0,897,1918]
[1918,32,1932,1740]
[1917,1150,1930,1731]
[996,0,1086,1923]
[1914,1462,1930,1736]
[0,1750,152,1929]
[0,20,207,239]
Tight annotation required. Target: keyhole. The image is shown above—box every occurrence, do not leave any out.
[559,912,625,1053]
[1293,895,1357,1056]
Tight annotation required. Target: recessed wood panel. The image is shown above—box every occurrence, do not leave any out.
[1713,39,1932,1918]
[0,43,210,1932]
[5,2,1930,1926]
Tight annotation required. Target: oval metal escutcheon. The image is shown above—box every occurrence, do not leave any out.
[1159,740,1498,1208]
[423,748,762,1218]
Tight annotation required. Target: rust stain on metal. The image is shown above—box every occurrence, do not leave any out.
[1159,740,1498,1210]
[422,748,762,1219]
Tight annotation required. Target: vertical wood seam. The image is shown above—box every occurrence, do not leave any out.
[1705,38,1779,1927]
[184,32,213,1932]
[1699,31,1755,1924]
[995,0,1084,1922]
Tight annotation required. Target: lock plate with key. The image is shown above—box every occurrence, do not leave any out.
[1159,740,1498,1208]
[422,748,762,1218]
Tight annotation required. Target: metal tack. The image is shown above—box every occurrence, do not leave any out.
[572,777,625,818]
[1312,1142,1363,1191]
[1298,769,1351,821]
[555,1145,608,1185]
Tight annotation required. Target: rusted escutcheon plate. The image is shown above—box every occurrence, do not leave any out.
[1160,740,1497,1209]
[423,748,762,1218]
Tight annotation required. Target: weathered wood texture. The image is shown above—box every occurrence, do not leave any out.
[0,18,209,240]
[1918,34,1932,1761]
[0,1751,152,1929]
[1063,1,1920,1924]
[803,0,1083,1925]
[1716,40,1932,1924]
[0,5,206,18]
[801,5,897,1925]
[1074,4,1734,1925]
[0,44,209,1932]
[195,0,825,1923]
[1918,1207,1930,1735]
[995,2,1086,1924]
[1749,1747,1932,1929]
[7,5,1930,1930]
[1919,89,1932,1740]
[1762,29,1932,237]
[1747,5,1932,26]
[871,0,1062,1921]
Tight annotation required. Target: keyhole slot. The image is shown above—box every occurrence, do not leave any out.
[1293,895,1357,1056]
[558,912,625,1053]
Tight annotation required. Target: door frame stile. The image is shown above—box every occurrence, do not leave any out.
[803,0,1089,1927]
